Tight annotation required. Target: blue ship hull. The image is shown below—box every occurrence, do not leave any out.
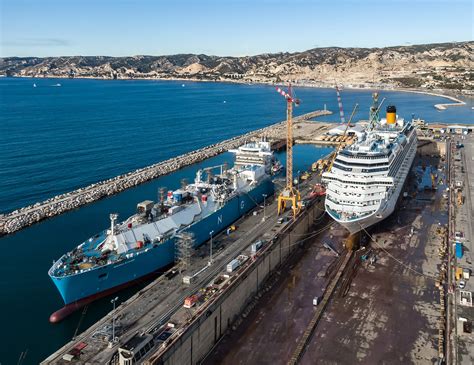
[50,178,274,305]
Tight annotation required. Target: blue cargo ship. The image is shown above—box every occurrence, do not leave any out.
[48,141,275,321]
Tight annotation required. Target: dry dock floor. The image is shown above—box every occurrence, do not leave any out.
[205,154,448,365]
[204,216,348,364]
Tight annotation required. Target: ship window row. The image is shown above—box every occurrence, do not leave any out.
[333,165,389,174]
[333,163,352,172]
[388,139,414,177]
[361,167,389,173]
[325,176,392,186]
[339,150,392,159]
[334,158,389,168]
[330,190,384,198]
[327,195,381,207]
[388,142,409,174]
[329,183,386,193]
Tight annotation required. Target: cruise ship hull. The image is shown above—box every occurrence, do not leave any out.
[50,178,274,306]
[326,199,395,234]
[325,137,417,235]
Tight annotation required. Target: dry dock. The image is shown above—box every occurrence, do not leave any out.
[0,110,332,236]
[205,138,461,364]
[41,171,327,364]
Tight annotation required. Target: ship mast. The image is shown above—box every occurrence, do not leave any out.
[109,213,118,236]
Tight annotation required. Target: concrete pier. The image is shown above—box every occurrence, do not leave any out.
[0,110,332,236]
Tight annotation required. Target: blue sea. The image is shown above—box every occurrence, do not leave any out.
[0,78,472,364]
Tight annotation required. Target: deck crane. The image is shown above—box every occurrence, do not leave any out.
[325,92,385,176]
[310,86,358,198]
[326,103,359,173]
[276,84,301,217]
[310,103,358,198]
[368,92,386,131]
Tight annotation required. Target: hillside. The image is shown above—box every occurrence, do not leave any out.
[1,42,472,92]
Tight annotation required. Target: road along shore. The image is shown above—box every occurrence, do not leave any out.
[0,109,332,236]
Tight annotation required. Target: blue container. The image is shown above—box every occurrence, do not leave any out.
[455,242,463,259]
[173,192,182,202]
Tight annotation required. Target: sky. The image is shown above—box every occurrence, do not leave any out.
[0,0,472,57]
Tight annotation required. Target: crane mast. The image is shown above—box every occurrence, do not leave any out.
[286,97,293,189]
[275,84,301,218]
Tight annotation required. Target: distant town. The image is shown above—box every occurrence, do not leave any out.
[1,41,473,95]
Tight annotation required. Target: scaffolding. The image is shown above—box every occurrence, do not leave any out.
[175,232,194,272]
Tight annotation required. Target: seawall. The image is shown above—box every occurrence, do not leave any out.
[0,110,331,236]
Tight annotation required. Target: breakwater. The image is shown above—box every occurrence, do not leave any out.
[0,109,332,235]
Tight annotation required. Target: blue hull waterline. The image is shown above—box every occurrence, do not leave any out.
[50,175,274,305]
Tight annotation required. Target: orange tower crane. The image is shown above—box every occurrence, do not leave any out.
[276,84,301,217]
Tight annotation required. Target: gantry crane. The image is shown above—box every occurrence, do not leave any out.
[276,84,301,217]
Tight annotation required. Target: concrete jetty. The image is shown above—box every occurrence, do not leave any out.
[0,109,332,236]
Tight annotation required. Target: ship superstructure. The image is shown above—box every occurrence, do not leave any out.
[49,143,274,306]
[322,102,417,234]
[229,139,281,174]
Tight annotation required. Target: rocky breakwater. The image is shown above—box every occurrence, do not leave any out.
[0,109,332,235]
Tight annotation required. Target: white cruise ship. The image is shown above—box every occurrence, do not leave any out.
[322,102,417,234]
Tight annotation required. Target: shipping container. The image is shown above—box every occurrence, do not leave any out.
[455,242,463,259]
[226,259,240,273]
[183,275,195,285]
[251,240,264,254]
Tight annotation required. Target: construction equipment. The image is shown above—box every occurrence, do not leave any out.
[457,190,464,206]
[335,84,346,124]
[276,84,301,217]
[368,93,386,131]
[431,173,436,190]
[325,103,359,174]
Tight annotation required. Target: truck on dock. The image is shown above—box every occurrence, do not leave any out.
[226,255,249,273]
[183,294,201,308]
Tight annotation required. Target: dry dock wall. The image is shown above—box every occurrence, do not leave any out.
[417,139,447,157]
[145,202,321,365]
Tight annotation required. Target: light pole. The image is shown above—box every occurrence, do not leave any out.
[262,194,267,222]
[111,296,119,343]
[209,230,214,265]
[297,170,301,191]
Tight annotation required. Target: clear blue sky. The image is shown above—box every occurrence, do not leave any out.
[1,0,472,57]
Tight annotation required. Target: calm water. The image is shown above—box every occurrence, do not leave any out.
[1,78,472,214]
[0,78,472,363]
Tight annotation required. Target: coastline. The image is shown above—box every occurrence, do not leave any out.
[5,74,472,108]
